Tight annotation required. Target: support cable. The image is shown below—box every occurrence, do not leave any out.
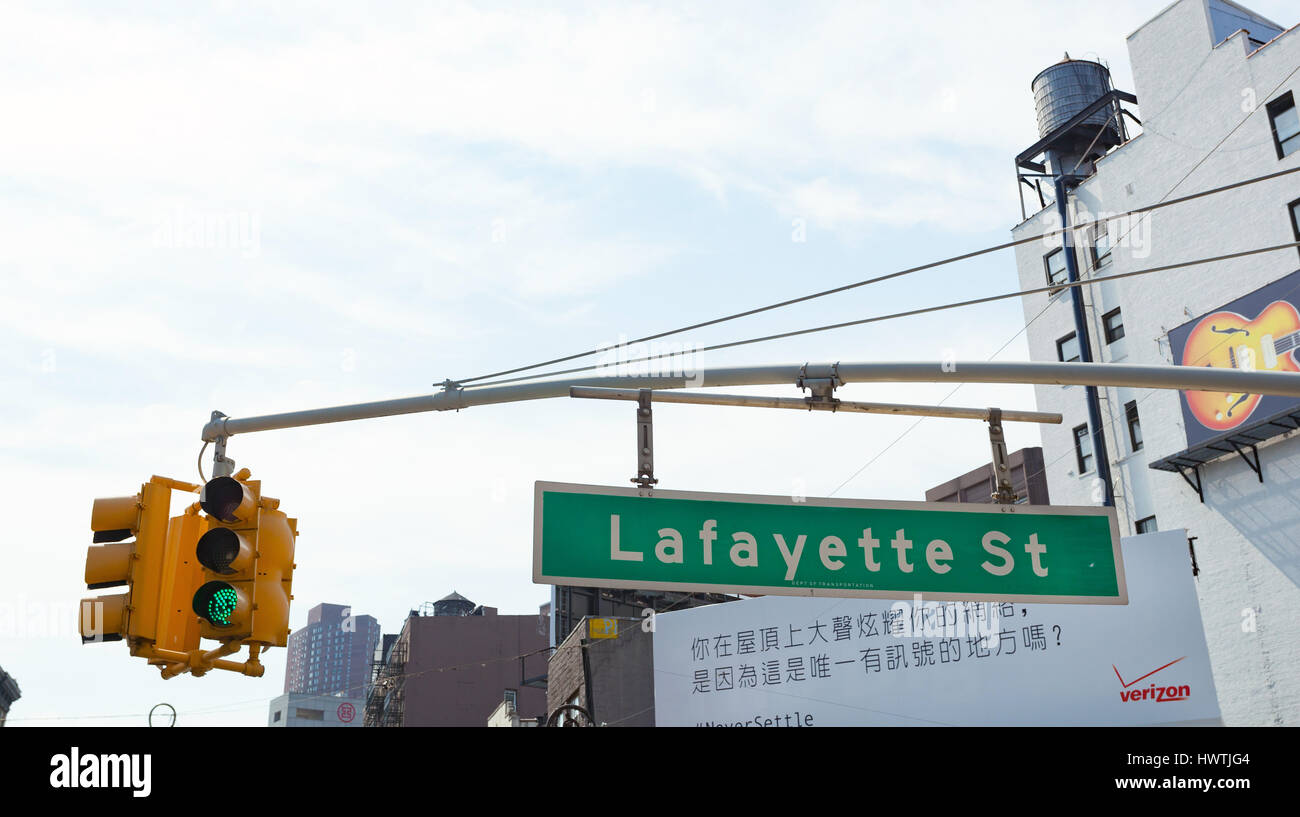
[464,240,1300,390]
[455,163,1300,387]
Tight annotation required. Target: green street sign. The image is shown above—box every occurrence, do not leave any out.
[534,482,1126,605]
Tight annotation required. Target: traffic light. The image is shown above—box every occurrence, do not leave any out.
[80,481,171,645]
[81,470,295,679]
[192,473,297,648]
[194,475,259,641]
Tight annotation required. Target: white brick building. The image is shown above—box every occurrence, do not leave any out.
[1011,0,1300,725]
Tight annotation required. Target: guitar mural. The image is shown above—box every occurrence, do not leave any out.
[1182,301,1300,431]
[1170,269,1300,446]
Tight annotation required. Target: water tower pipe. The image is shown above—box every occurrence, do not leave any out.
[1054,174,1115,507]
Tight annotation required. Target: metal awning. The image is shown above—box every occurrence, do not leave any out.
[1149,404,1300,502]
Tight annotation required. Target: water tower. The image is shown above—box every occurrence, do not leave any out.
[432,591,477,617]
[1031,56,1125,177]
[1015,54,1137,213]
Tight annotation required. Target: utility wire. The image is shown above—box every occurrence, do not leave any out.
[823,60,1300,499]
[1007,62,1300,500]
[463,240,1300,389]
[455,163,1300,387]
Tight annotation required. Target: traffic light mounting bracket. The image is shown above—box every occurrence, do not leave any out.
[210,411,236,479]
[145,642,265,679]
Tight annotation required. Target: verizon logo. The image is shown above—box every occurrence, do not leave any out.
[1114,657,1191,703]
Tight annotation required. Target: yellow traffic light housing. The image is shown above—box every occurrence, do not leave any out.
[80,482,170,644]
[193,475,259,640]
[250,506,296,648]
[82,469,294,679]
[191,473,297,648]
[153,510,203,656]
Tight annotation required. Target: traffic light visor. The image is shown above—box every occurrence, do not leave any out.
[199,477,255,523]
[91,495,138,542]
[85,543,131,589]
[196,527,253,575]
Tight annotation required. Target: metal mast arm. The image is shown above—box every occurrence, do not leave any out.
[201,359,1300,441]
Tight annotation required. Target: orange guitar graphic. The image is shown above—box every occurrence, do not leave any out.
[1182,300,1300,432]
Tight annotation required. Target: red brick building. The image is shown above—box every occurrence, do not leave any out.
[365,593,549,727]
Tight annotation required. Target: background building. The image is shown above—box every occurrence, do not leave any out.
[925,446,1051,505]
[365,592,549,727]
[285,602,381,699]
[268,692,365,727]
[0,666,19,726]
[550,586,735,647]
[487,691,542,727]
[547,616,656,727]
[1010,0,1300,724]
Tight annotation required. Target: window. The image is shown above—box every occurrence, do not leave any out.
[1136,516,1158,534]
[1044,248,1069,290]
[1073,424,1094,474]
[295,707,325,721]
[1103,308,1124,343]
[1057,332,1081,363]
[1290,198,1300,261]
[556,691,584,726]
[1090,223,1112,270]
[273,710,282,722]
[1267,92,1299,159]
[1125,400,1143,452]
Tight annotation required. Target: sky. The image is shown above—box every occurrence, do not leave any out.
[2,0,1294,726]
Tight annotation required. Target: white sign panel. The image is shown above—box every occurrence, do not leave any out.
[653,531,1220,726]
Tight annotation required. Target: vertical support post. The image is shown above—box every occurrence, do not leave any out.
[1054,176,1115,507]
[580,636,596,726]
[210,411,236,478]
[1017,163,1026,222]
[632,389,657,489]
[987,408,1019,505]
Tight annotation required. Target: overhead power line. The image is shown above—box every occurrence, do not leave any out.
[824,61,1300,499]
[463,240,1300,389]
[455,163,1300,387]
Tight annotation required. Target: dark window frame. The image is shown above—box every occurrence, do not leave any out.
[1266,91,1299,160]
[1073,423,1094,474]
[1135,515,1158,534]
[1044,247,1071,293]
[1090,223,1112,270]
[1103,307,1125,344]
[1290,197,1300,262]
[1057,331,1081,363]
[1125,400,1143,452]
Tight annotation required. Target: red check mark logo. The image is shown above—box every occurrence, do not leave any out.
[1113,656,1185,688]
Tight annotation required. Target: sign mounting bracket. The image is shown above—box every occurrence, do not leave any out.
[632,389,658,491]
[987,408,1019,505]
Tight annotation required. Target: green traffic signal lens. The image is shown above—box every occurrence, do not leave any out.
[209,587,238,625]
[193,581,241,627]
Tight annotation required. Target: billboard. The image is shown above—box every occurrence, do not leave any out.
[1170,267,1300,446]
[653,530,1219,727]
